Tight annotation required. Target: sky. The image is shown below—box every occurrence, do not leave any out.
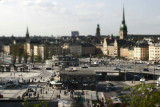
[0,0,160,37]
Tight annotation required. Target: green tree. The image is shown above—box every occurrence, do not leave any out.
[22,98,48,107]
[17,43,23,64]
[36,55,42,63]
[23,50,28,64]
[11,44,17,64]
[44,43,49,61]
[30,46,34,63]
[118,83,160,107]
[49,44,54,59]
[64,48,70,55]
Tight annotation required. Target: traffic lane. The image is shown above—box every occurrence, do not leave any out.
[103,91,117,99]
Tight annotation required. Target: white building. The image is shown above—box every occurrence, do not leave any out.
[149,43,160,61]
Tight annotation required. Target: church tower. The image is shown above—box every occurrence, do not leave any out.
[96,24,100,38]
[26,27,30,42]
[120,7,128,40]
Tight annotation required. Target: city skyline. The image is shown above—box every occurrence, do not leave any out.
[0,0,160,36]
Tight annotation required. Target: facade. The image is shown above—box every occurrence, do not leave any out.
[103,38,128,57]
[149,43,160,61]
[50,55,79,66]
[33,45,45,59]
[81,44,95,56]
[134,44,149,61]
[3,45,11,55]
[70,44,82,55]
[120,47,129,58]
[103,38,114,55]
[70,44,95,56]
[128,49,134,60]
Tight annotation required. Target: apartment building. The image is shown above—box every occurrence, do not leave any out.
[134,44,149,61]
[149,43,160,61]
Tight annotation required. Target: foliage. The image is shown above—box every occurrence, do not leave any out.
[23,50,28,64]
[49,44,54,59]
[22,98,48,107]
[73,53,81,58]
[105,83,160,107]
[11,55,16,64]
[115,56,126,60]
[63,48,70,55]
[11,43,24,64]
[97,54,110,58]
[30,46,34,63]
[11,44,17,64]
[17,43,24,64]
[35,55,42,63]
[123,84,160,107]
[44,43,49,61]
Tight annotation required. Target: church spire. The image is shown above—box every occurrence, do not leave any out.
[122,7,125,24]
[96,24,100,37]
[120,6,128,40]
[26,26,30,42]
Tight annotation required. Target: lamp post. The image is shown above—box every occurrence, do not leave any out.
[124,65,126,81]
[133,57,136,83]
[153,58,156,83]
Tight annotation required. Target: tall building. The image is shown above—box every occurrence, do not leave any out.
[71,31,79,37]
[96,24,100,38]
[149,43,160,61]
[120,7,128,40]
[134,41,149,61]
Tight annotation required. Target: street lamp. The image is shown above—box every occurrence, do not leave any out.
[124,65,126,81]
[153,57,156,83]
[133,57,136,84]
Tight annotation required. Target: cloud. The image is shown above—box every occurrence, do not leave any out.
[21,0,58,12]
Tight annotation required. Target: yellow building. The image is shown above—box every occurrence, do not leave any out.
[134,45,148,61]
[3,45,11,55]
[128,49,134,60]
[149,43,160,61]
[103,38,127,57]
[120,47,129,58]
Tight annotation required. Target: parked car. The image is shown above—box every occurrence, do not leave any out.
[114,67,121,71]
[0,94,3,98]
[143,68,149,72]
[108,83,114,87]
[81,66,88,68]
[46,67,52,70]
[32,67,40,70]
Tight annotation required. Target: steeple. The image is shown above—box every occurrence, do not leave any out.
[96,24,100,37]
[26,26,30,42]
[122,7,125,24]
[120,7,128,40]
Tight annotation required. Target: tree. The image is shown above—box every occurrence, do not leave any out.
[49,44,54,59]
[23,50,28,64]
[44,43,49,61]
[17,43,23,64]
[22,98,48,107]
[107,83,160,107]
[36,55,42,63]
[30,46,34,63]
[64,48,70,55]
[11,44,17,64]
